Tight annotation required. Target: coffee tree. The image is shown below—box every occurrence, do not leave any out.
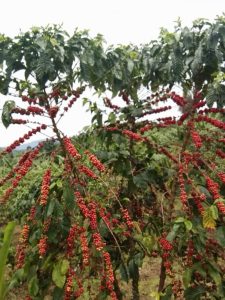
[0,16,225,299]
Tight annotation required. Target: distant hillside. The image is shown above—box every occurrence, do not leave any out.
[16,140,43,151]
[0,139,58,152]
[0,140,43,151]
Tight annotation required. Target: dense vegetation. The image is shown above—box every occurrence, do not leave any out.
[0,15,225,300]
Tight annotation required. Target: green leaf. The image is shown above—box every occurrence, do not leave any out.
[215,226,225,247]
[131,108,143,117]
[210,205,218,220]
[96,111,103,127]
[184,220,192,231]
[54,200,64,218]
[52,262,66,289]
[52,259,69,289]
[50,38,58,47]
[1,100,15,128]
[207,264,221,286]
[107,112,116,124]
[47,199,55,217]
[127,59,134,73]
[160,285,173,300]
[193,262,206,278]
[35,53,55,83]
[7,268,27,291]
[175,217,185,223]
[95,290,108,300]
[203,206,217,229]
[198,185,211,199]
[183,268,192,288]
[63,181,75,210]
[134,252,144,268]
[142,236,154,251]
[41,254,54,271]
[133,171,150,188]
[35,37,47,50]
[167,223,180,242]
[119,263,129,282]
[28,276,39,297]
[0,221,16,299]
[53,287,64,300]
[184,285,205,300]
[60,259,69,275]
[128,258,137,278]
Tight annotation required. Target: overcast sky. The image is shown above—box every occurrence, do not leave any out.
[0,0,225,147]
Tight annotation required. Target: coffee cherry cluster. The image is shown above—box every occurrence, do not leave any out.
[121,208,133,229]
[80,231,89,266]
[0,143,44,204]
[191,192,205,215]
[38,235,48,257]
[195,115,225,130]
[159,235,173,275]
[103,251,117,300]
[63,137,81,160]
[178,112,189,124]
[144,105,172,116]
[191,129,202,148]
[104,97,120,111]
[139,123,153,133]
[85,150,105,172]
[40,169,51,206]
[78,165,98,179]
[48,106,59,118]
[67,224,79,257]
[119,91,130,104]
[122,129,143,141]
[15,224,30,269]
[159,147,178,163]
[216,149,225,159]
[170,92,186,106]
[11,118,27,124]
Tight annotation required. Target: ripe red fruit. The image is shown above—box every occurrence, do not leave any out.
[48,106,59,118]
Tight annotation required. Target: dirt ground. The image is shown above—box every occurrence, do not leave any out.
[120,257,161,300]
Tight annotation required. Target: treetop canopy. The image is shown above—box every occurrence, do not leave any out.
[0,15,225,107]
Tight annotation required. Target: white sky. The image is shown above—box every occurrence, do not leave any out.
[0,0,225,147]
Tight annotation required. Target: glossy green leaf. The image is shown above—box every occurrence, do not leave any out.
[28,276,39,297]
[167,223,180,242]
[60,259,69,275]
[184,220,192,231]
[52,262,66,289]
[215,226,225,247]
[183,268,192,288]
[210,205,218,220]
[127,59,134,73]
[53,287,64,300]
[119,263,129,283]
[0,221,16,299]
[184,285,205,300]
[47,199,55,217]
[1,100,15,128]
[63,181,74,210]
[207,263,221,286]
